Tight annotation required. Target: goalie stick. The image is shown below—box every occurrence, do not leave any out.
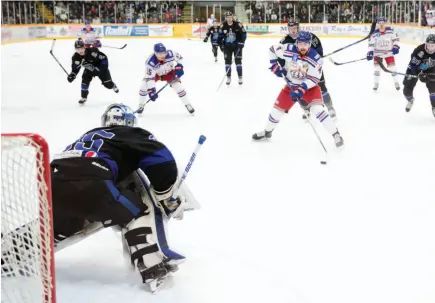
[322,21,376,58]
[376,57,435,82]
[49,39,69,76]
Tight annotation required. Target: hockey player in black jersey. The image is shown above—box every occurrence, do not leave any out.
[50,103,186,290]
[280,20,336,119]
[217,11,247,85]
[403,34,435,118]
[68,39,119,104]
[203,20,221,62]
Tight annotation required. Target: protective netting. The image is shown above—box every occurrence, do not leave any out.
[1,134,55,303]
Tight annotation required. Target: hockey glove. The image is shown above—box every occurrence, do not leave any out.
[269,61,287,78]
[290,84,307,102]
[67,73,76,83]
[392,45,400,55]
[147,88,158,101]
[418,71,429,83]
[203,37,208,43]
[366,51,374,61]
[175,63,184,78]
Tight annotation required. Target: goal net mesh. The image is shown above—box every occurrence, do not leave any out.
[1,134,55,303]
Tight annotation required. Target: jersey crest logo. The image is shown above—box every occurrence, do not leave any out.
[418,51,424,58]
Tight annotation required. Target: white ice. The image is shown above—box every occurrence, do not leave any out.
[2,37,435,303]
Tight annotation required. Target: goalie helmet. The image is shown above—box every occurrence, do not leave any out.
[101,103,137,127]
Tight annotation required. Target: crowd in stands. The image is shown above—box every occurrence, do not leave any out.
[2,1,435,25]
[1,1,185,24]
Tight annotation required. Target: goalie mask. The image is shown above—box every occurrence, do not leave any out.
[101,103,137,127]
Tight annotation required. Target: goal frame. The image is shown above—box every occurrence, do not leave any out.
[1,133,56,303]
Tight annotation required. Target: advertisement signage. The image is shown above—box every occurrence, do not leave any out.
[28,26,47,38]
[1,28,12,42]
[192,24,207,37]
[148,25,173,37]
[131,26,149,36]
[104,25,132,36]
[46,26,69,37]
[245,25,269,34]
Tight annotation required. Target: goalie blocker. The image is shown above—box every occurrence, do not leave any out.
[50,103,187,289]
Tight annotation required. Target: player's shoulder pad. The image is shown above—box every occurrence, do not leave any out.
[146,54,157,67]
[385,26,393,31]
[166,50,175,58]
[308,48,322,62]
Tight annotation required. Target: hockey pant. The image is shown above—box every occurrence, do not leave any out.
[224,46,243,77]
[265,85,338,135]
[81,68,115,99]
[212,44,218,57]
[374,56,399,85]
[139,71,191,107]
[403,67,435,108]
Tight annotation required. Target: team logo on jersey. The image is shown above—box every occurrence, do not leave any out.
[418,51,424,58]
[75,61,80,65]
[85,151,97,158]
[149,135,157,141]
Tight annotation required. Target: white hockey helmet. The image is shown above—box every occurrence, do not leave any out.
[101,103,137,127]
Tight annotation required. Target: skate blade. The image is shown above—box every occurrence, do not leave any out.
[148,273,173,293]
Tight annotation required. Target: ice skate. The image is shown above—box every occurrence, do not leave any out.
[405,98,414,112]
[238,76,243,85]
[136,107,144,114]
[185,104,195,115]
[226,76,231,85]
[302,111,311,120]
[252,130,273,141]
[394,82,400,91]
[214,57,218,62]
[373,83,379,91]
[78,98,87,105]
[432,106,435,118]
[333,131,344,148]
[113,85,119,93]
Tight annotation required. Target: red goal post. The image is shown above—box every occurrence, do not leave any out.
[1,133,56,303]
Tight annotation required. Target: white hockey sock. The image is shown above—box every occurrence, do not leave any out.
[265,107,285,132]
[388,64,399,83]
[310,105,338,135]
[139,80,149,104]
[171,82,191,106]
[374,65,381,85]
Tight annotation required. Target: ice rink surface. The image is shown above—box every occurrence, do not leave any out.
[2,37,435,303]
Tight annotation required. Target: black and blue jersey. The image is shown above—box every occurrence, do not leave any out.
[206,26,220,45]
[51,126,177,195]
[217,20,246,46]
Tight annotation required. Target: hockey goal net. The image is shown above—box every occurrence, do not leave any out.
[1,133,56,303]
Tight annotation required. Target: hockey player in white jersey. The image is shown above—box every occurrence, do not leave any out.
[80,20,101,48]
[367,16,400,91]
[252,31,344,147]
[207,14,217,29]
[138,43,195,115]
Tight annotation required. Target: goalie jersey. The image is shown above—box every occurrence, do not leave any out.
[368,27,399,58]
[269,43,323,90]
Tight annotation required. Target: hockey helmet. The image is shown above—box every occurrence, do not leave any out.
[225,11,234,22]
[74,39,85,49]
[101,103,137,127]
[154,43,167,61]
[426,34,435,53]
[296,31,312,44]
[287,19,300,38]
[376,16,387,23]
[85,20,91,25]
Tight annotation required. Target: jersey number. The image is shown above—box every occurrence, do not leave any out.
[65,130,115,152]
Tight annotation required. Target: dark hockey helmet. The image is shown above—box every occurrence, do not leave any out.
[425,34,435,54]
[287,19,300,38]
[74,39,85,49]
[225,11,234,22]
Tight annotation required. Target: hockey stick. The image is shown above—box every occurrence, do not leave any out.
[376,58,435,81]
[49,39,69,76]
[217,48,241,92]
[329,57,366,66]
[102,44,127,50]
[134,80,173,114]
[322,21,376,58]
[304,110,329,164]
[172,135,207,200]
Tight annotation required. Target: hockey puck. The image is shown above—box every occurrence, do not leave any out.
[320,161,327,165]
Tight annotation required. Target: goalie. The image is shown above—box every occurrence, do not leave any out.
[50,103,190,291]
